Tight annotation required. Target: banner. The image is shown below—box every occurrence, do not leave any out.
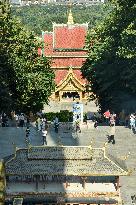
[73,102,83,123]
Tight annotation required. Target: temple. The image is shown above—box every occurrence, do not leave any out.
[2,144,129,204]
[38,8,88,102]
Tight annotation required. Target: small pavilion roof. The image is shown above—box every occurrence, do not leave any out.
[5,145,129,176]
[53,23,88,50]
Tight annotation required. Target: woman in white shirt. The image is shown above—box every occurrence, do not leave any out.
[42,127,48,145]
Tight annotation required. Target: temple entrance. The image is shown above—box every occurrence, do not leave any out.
[62,92,80,101]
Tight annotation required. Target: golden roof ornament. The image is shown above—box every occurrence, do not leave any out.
[67,0,74,25]
[120,151,131,161]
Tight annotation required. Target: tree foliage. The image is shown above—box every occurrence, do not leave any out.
[0,0,55,113]
[11,4,113,35]
[81,0,136,113]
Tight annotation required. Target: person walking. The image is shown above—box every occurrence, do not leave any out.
[130,113,135,131]
[37,117,41,131]
[19,113,24,127]
[2,113,8,127]
[103,110,110,124]
[42,117,47,130]
[42,125,48,145]
[24,116,27,127]
[35,120,38,131]
[110,112,116,125]
[94,120,98,129]
[108,123,116,144]
[54,116,59,133]
[40,118,43,131]
[75,115,81,133]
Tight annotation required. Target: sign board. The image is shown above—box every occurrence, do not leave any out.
[73,102,83,123]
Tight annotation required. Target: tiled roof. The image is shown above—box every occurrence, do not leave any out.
[55,70,68,84]
[28,146,92,159]
[44,32,87,56]
[53,24,88,49]
[52,58,86,68]
[73,70,87,84]
[5,146,128,176]
[55,70,86,85]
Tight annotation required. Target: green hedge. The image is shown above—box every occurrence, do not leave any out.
[43,110,73,122]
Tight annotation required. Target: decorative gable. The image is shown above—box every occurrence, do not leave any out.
[55,68,85,92]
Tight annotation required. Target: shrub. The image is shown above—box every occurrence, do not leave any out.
[43,110,73,122]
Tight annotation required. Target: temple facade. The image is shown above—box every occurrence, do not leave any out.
[3,145,129,205]
[39,9,88,102]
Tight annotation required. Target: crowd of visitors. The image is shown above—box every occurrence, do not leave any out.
[0,111,30,127]
[90,110,136,131]
[0,109,136,133]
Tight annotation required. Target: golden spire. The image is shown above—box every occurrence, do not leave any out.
[67,0,74,25]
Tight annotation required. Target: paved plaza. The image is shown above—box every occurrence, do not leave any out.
[43,100,98,113]
[0,124,136,205]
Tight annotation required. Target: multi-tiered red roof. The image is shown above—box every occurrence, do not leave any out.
[41,17,88,86]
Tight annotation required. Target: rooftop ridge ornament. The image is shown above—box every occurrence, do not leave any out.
[90,137,95,148]
[67,0,74,25]
[120,151,131,161]
[103,142,108,148]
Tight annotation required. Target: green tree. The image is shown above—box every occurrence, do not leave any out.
[0,0,55,113]
[11,4,112,35]
[81,0,136,113]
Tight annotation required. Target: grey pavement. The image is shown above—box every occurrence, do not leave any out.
[0,125,136,205]
[43,100,98,113]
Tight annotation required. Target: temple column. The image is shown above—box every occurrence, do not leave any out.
[79,91,82,101]
[59,91,63,101]
[66,180,68,188]
[81,177,87,189]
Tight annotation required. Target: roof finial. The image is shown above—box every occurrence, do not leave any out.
[120,151,131,161]
[67,0,74,25]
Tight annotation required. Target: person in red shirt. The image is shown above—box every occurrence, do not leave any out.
[103,110,111,118]
[103,110,111,124]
